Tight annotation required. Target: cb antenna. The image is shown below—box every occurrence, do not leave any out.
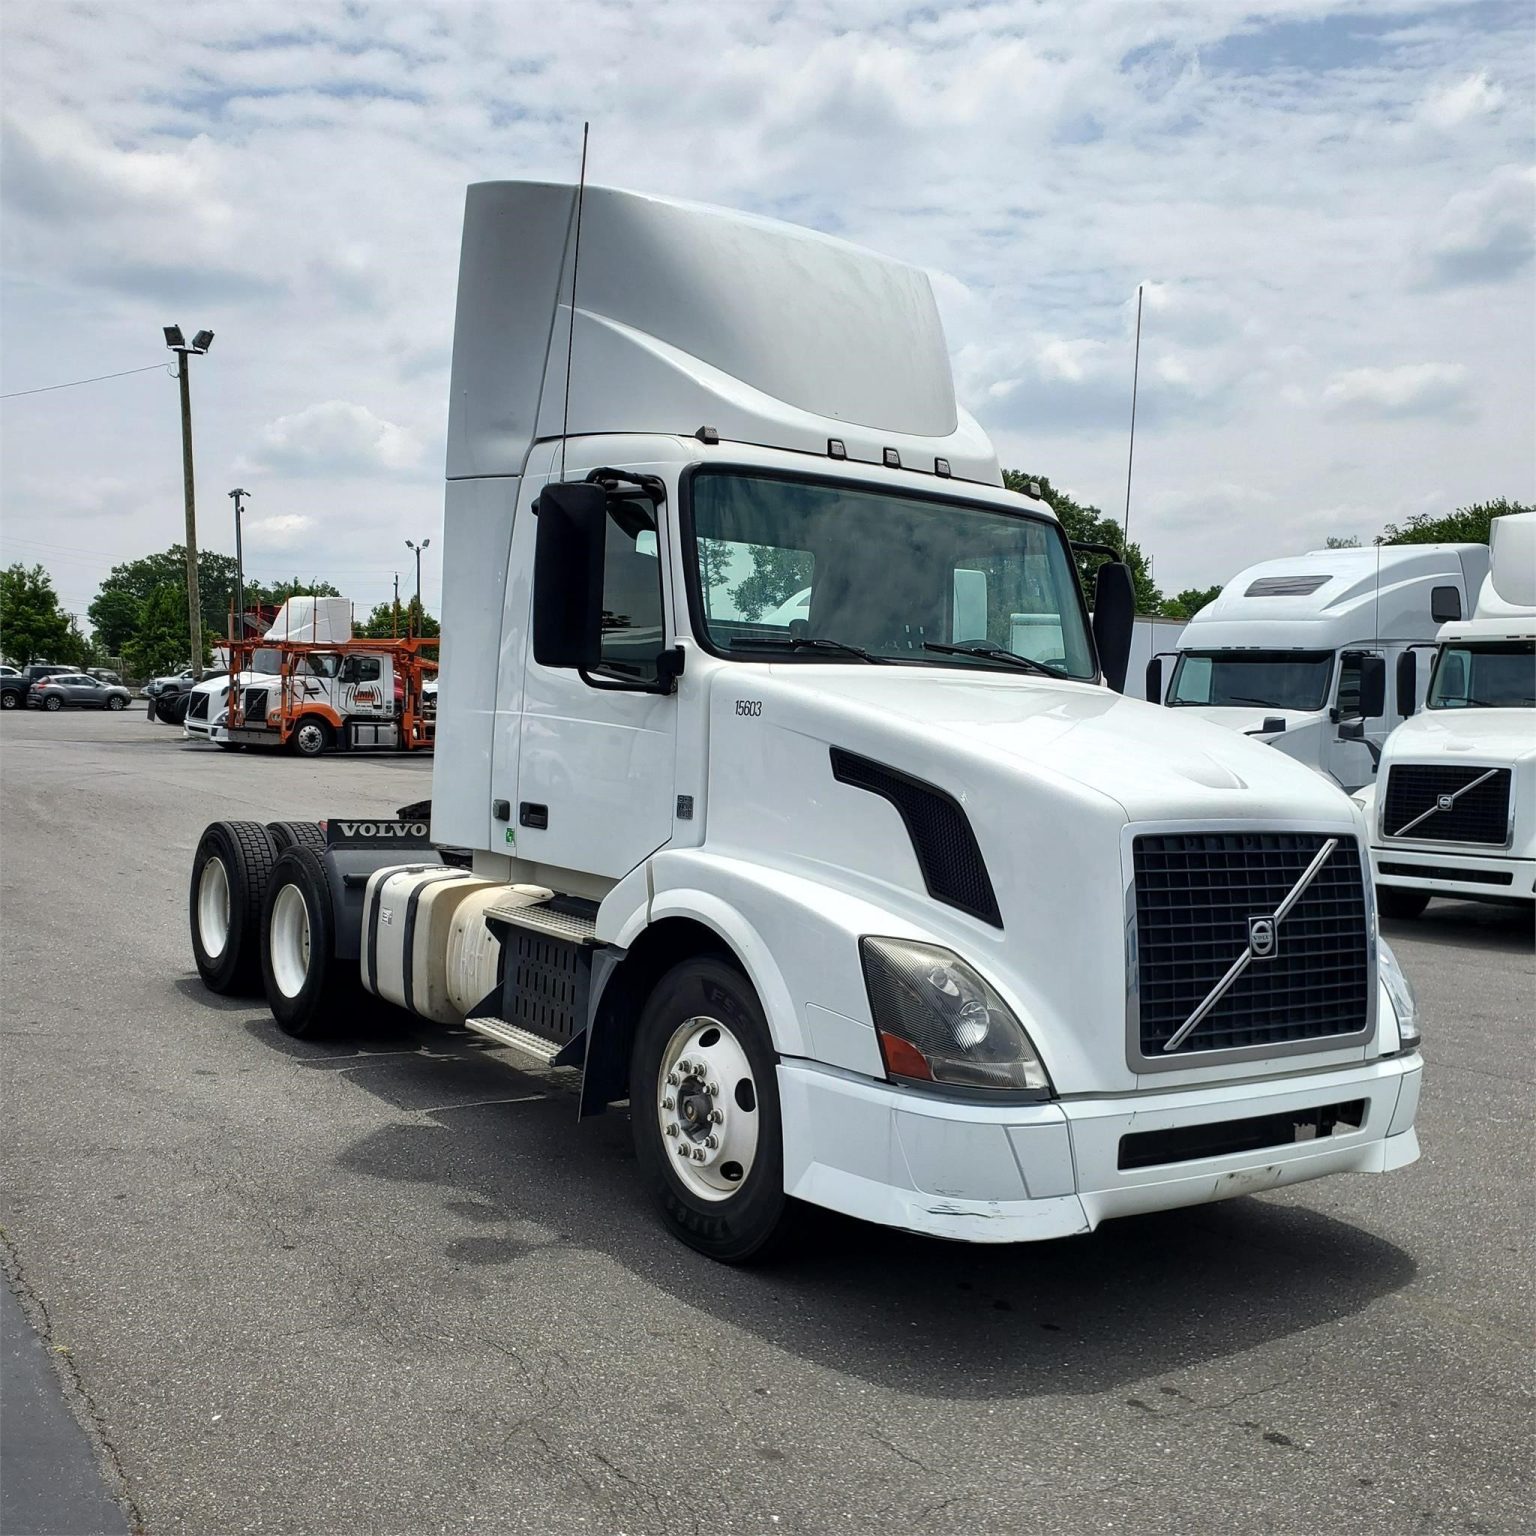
[559,121,590,483]
[1122,283,1144,552]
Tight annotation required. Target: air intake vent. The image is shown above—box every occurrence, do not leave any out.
[1382,765,1512,845]
[1244,575,1331,597]
[830,749,1001,927]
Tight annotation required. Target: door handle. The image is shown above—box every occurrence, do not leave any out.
[519,802,549,830]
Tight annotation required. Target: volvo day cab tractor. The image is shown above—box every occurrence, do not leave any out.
[186,182,1422,1262]
[1355,511,1535,918]
[1147,544,1489,792]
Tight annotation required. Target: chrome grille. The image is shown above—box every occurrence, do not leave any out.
[1382,764,1511,846]
[1133,831,1370,1059]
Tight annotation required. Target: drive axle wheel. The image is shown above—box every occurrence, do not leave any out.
[189,820,277,994]
[631,957,798,1264]
[260,845,356,1037]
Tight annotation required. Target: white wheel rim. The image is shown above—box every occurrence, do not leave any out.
[656,1015,759,1202]
[197,856,231,959]
[269,883,312,999]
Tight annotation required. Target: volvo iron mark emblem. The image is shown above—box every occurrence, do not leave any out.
[1436,793,1455,812]
[1247,915,1278,958]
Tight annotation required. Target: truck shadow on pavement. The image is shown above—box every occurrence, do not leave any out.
[1382,901,1533,955]
[231,1004,1420,1401]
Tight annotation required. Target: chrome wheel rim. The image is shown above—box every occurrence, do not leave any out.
[656,1015,759,1201]
[197,856,231,959]
[296,722,325,754]
[270,883,311,999]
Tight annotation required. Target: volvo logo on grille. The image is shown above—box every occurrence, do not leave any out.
[1248,915,1278,958]
[1436,793,1455,812]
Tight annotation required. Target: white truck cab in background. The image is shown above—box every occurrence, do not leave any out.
[189,182,1422,1262]
[1147,544,1489,792]
[1355,512,1535,918]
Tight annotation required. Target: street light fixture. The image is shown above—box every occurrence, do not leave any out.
[405,537,431,637]
[165,324,216,671]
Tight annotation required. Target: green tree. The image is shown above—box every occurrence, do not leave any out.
[1325,535,1361,549]
[0,563,76,666]
[731,545,814,622]
[123,585,191,678]
[252,578,343,605]
[90,545,240,643]
[1003,471,1163,612]
[89,588,143,652]
[358,597,439,639]
[1160,584,1223,619]
[1381,498,1532,547]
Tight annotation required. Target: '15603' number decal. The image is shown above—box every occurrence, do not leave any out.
[735,699,763,717]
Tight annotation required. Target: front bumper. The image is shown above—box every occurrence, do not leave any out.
[1371,843,1536,902]
[778,1054,1421,1244]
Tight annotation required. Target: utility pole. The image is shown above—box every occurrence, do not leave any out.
[228,488,249,641]
[393,572,400,639]
[405,538,430,638]
[164,326,214,670]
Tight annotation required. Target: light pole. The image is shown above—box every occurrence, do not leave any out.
[165,325,214,670]
[228,488,250,641]
[405,538,430,637]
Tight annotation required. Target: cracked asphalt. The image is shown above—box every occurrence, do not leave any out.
[1,709,1531,1535]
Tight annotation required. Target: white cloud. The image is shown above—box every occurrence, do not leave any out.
[243,513,314,548]
[1319,363,1472,419]
[1417,165,1536,290]
[1419,71,1505,130]
[244,402,423,475]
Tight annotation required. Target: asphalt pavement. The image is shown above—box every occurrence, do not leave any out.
[1,709,1531,1535]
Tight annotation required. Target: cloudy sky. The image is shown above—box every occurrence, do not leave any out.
[2,0,1531,623]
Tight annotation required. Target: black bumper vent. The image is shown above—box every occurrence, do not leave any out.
[1382,764,1511,845]
[1134,831,1370,1057]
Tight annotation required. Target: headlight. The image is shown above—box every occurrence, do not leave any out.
[860,937,1051,1092]
[1378,937,1420,1051]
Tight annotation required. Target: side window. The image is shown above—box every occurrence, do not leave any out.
[597,499,666,682]
[1336,654,1361,718]
[342,657,382,685]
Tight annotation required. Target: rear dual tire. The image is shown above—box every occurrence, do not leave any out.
[260,845,359,1037]
[190,821,277,994]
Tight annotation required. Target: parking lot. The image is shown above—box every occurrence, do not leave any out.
[1,708,1531,1535]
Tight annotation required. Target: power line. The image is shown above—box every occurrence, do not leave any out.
[0,363,167,400]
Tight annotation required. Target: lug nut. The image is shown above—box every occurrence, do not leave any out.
[706,1082,720,1098]
[709,1109,723,1125]
[677,1143,690,1158]
[692,1148,706,1162]
[665,1122,679,1137]
[705,1134,719,1150]
[666,1071,680,1087]
[662,1096,675,1111]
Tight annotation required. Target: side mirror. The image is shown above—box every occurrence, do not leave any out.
[1430,585,1462,623]
[1145,656,1163,704]
[1357,653,1386,719]
[1092,561,1136,694]
[1395,651,1418,718]
[1338,718,1364,741]
[532,482,607,671]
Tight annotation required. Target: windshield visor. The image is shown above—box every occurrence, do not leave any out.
[1168,650,1334,712]
[1428,641,1535,709]
[684,470,1096,678]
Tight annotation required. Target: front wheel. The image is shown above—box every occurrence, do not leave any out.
[630,957,798,1264]
[291,717,332,758]
[107,695,126,711]
[1378,886,1430,920]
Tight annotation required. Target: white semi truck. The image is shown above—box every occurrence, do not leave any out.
[1146,544,1490,792]
[1354,511,1535,918]
[185,182,1421,1262]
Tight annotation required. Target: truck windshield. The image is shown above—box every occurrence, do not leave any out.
[685,469,1096,678]
[1427,641,1535,709]
[1168,650,1334,712]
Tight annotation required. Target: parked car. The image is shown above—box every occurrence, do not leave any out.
[2,663,74,710]
[29,674,132,712]
[144,668,196,699]
[88,667,124,686]
[0,664,19,678]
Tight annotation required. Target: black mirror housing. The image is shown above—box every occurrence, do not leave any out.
[1145,656,1163,704]
[1358,653,1387,719]
[1395,651,1418,718]
[1092,561,1136,694]
[532,482,606,671]
[1430,585,1462,623]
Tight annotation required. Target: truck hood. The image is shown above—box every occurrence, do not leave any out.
[1385,707,1536,764]
[1166,704,1321,739]
[759,667,1353,825]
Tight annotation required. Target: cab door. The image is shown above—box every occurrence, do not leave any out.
[513,487,678,881]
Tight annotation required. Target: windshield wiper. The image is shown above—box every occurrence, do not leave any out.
[922,640,1062,678]
[729,635,890,664]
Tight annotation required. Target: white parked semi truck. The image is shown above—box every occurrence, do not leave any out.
[1354,511,1535,918]
[1146,543,1490,792]
[186,182,1422,1262]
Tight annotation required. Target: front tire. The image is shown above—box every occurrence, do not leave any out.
[1378,886,1430,920]
[107,695,126,711]
[190,821,278,993]
[630,957,797,1264]
[291,717,332,758]
[260,845,356,1037]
